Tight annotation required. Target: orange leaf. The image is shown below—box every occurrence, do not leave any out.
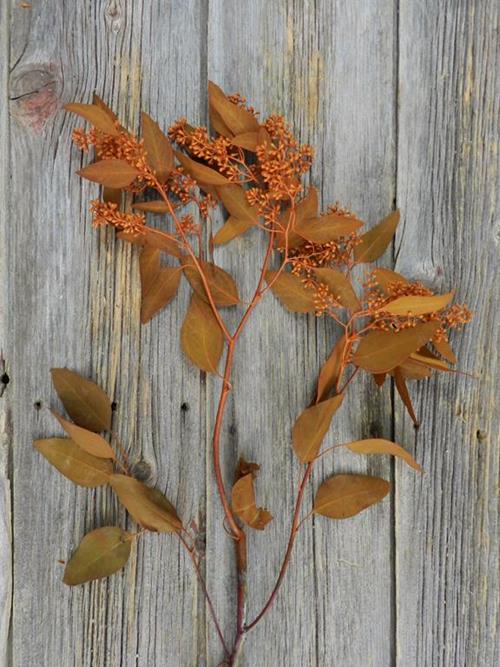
[34,438,112,487]
[181,257,240,307]
[380,292,454,316]
[117,228,181,258]
[230,132,260,151]
[208,81,260,136]
[352,321,440,373]
[274,187,318,249]
[313,268,361,311]
[51,411,115,459]
[316,335,348,402]
[372,267,409,293]
[345,438,422,472]
[213,216,253,245]
[139,248,182,323]
[265,271,316,313]
[141,111,174,182]
[50,368,112,432]
[295,213,363,244]
[65,102,119,135]
[181,295,224,373]
[409,350,451,372]
[433,337,457,364]
[175,151,229,186]
[394,368,419,425]
[132,200,170,213]
[292,393,344,463]
[78,159,140,188]
[354,210,400,263]
[313,474,391,519]
[232,473,272,531]
[110,475,182,532]
[216,184,259,224]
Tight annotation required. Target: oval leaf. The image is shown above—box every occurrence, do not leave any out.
[51,411,115,459]
[181,294,224,373]
[139,248,182,323]
[216,184,259,224]
[352,321,440,373]
[354,210,400,263]
[141,111,174,182]
[313,474,391,519]
[208,81,260,135]
[316,335,348,402]
[232,473,272,531]
[296,213,363,243]
[77,159,140,188]
[314,268,361,311]
[345,439,422,472]
[372,267,409,293]
[65,103,119,135]
[380,292,454,316]
[50,368,112,432]
[175,151,229,186]
[110,475,182,532]
[63,527,132,586]
[33,438,112,487]
[292,393,344,463]
[230,132,259,151]
[265,271,316,313]
[213,216,253,245]
[181,257,240,307]
[132,200,170,213]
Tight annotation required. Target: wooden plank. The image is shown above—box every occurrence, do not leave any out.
[0,1,12,664]
[395,2,499,666]
[6,2,206,666]
[207,1,396,664]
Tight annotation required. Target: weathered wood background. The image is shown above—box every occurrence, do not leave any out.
[0,1,498,665]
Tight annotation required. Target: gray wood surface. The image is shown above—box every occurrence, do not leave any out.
[1,1,498,666]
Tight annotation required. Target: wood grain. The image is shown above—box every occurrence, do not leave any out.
[0,1,497,666]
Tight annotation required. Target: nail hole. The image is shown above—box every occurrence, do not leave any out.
[476,429,487,442]
[181,402,189,412]
[111,401,118,412]
[0,373,9,385]
[34,400,42,410]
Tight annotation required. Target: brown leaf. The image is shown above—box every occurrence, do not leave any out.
[409,350,451,372]
[51,411,115,459]
[216,184,259,224]
[295,213,363,244]
[117,228,181,258]
[433,337,457,364]
[372,267,409,293]
[354,210,400,263]
[92,94,120,125]
[292,394,344,463]
[181,294,224,373]
[316,335,348,402]
[394,359,432,379]
[274,187,318,249]
[232,473,272,530]
[141,112,174,182]
[50,368,112,432]
[208,81,260,136]
[78,159,140,188]
[175,151,229,186]
[33,438,112,487]
[181,257,240,307]
[230,132,260,151]
[63,527,132,586]
[265,271,316,313]
[313,268,361,311]
[373,373,387,387]
[213,216,253,245]
[352,321,440,373]
[91,95,122,204]
[65,102,119,135]
[313,474,391,519]
[139,248,182,323]
[234,457,260,482]
[345,438,422,472]
[110,475,182,532]
[132,200,170,213]
[394,368,419,425]
[380,292,454,316]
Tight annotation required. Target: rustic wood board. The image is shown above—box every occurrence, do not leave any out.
[0,1,497,666]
